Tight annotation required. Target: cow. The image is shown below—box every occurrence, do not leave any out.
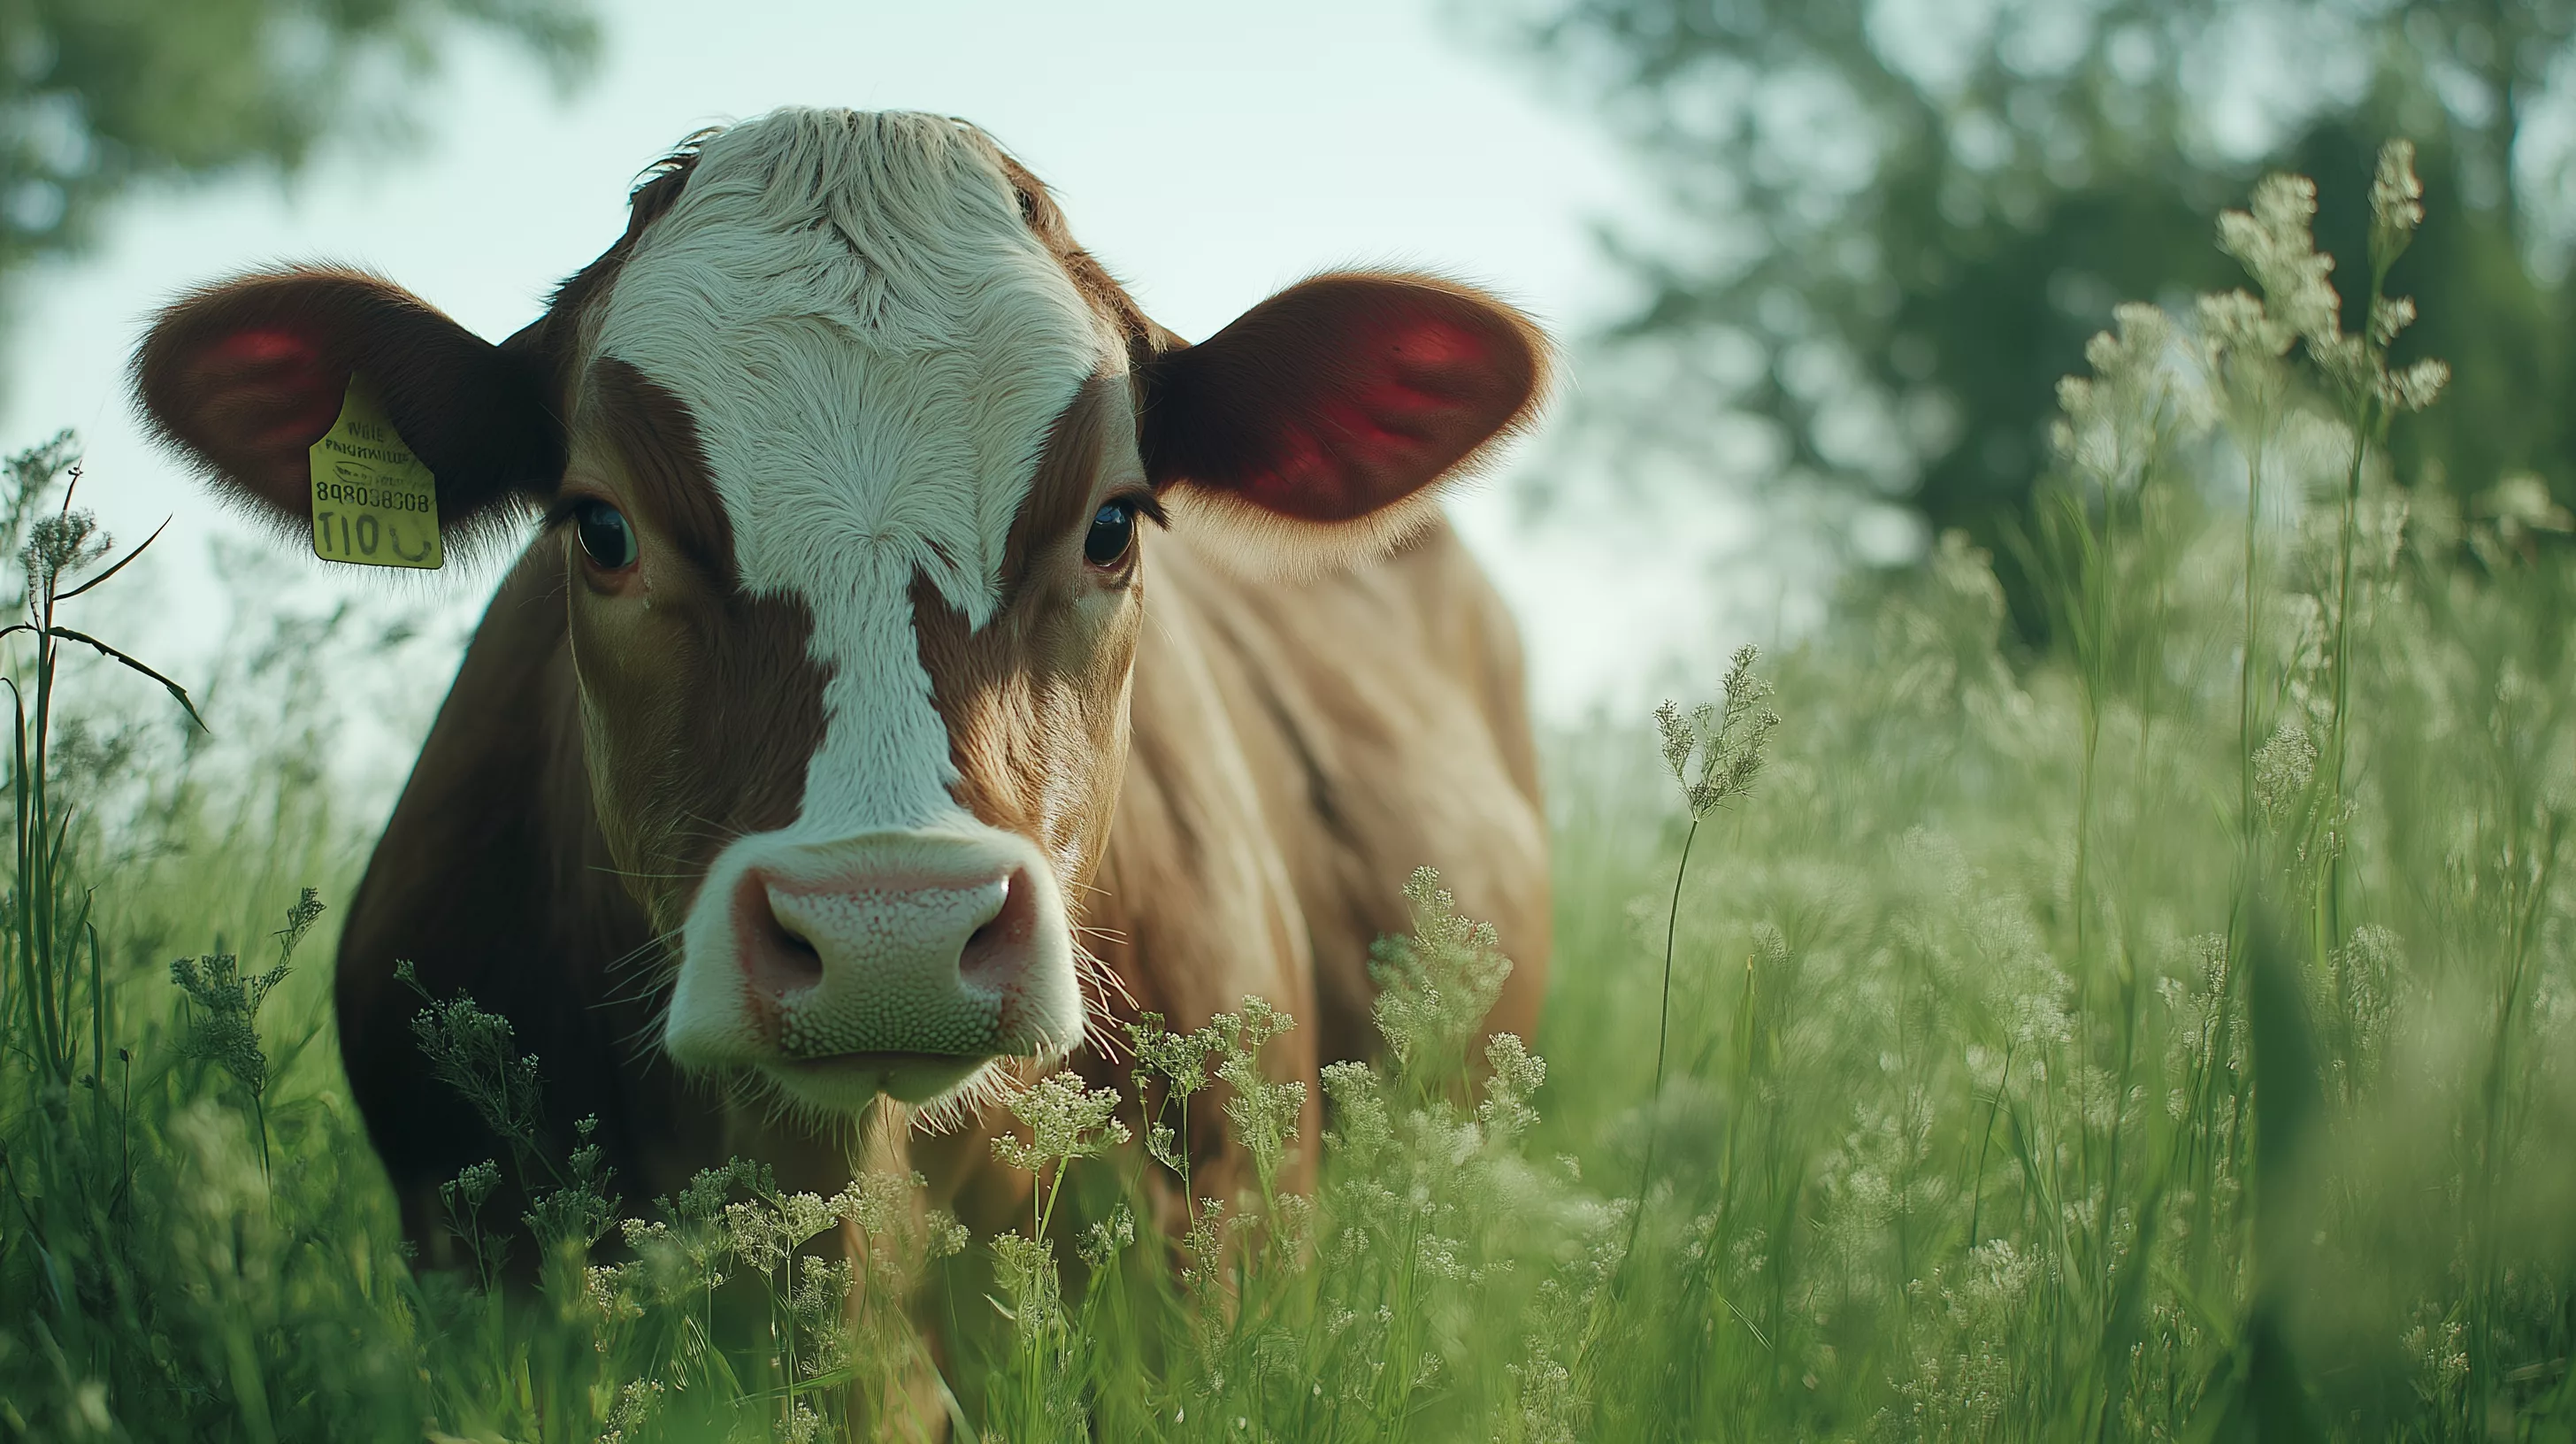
[130,108,1549,1295]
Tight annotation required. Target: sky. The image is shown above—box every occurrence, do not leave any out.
[0,0,1768,746]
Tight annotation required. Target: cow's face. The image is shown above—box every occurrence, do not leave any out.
[131,108,1546,1120]
[554,114,1149,1113]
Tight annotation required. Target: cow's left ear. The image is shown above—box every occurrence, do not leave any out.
[1136,272,1548,573]
[132,266,565,552]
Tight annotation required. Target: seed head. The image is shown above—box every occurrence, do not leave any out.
[2370,139,2426,271]
[1658,646,1782,819]
[989,1231,1063,1340]
[1125,1010,1218,1102]
[22,506,107,605]
[169,951,289,1096]
[992,1070,1130,1175]
[2381,357,2449,414]
[2219,175,2339,352]
[2196,288,2292,364]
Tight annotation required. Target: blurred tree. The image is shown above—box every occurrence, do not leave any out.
[1497,0,2576,629]
[0,0,594,280]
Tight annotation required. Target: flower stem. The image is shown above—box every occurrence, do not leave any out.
[1623,811,1702,1267]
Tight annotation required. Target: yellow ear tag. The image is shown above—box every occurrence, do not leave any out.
[308,375,443,570]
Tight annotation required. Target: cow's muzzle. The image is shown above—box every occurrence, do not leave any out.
[666,828,1082,1110]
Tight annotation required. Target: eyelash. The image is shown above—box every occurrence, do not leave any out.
[1114,491,1169,528]
[542,493,609,533]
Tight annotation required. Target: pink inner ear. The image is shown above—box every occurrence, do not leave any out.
[183,328,349,497]
[1163,278,1543,525]
[211,329,318,368]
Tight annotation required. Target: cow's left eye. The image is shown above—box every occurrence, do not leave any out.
[573,500,638,571]
[1084,499,1138,568]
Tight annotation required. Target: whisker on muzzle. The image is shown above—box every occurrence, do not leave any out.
[1068,939,1139,1067]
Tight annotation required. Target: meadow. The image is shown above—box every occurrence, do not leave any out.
[4,145,2575,1441]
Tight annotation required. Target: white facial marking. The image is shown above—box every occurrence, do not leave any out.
[594,107,1111,835]
[601,109,1115,1100]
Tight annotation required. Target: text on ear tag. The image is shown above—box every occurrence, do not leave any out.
[309,376,442,570]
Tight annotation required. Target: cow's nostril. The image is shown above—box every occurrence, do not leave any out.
[746,902,826,1000]
[958,868,1037,992]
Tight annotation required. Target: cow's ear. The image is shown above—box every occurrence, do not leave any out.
[1137,272,1548,575]
[132,267,564,549]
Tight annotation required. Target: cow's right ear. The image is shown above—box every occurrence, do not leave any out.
[132,267,564,544]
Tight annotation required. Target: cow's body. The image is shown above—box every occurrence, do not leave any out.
[133,108,1552,1282]
[341,511,1546,1240]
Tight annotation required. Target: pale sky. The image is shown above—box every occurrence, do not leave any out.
[1,0,1771,749]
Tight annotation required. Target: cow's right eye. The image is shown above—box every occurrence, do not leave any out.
[573,500,637,571]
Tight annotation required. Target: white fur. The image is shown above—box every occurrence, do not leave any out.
[594,109,1113,1096]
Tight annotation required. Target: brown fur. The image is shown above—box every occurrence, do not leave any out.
[585,357,740,588]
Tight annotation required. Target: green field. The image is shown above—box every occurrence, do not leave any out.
[5,148,2574,1442]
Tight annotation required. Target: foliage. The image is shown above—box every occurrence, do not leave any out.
[1494,0,2576,631]
[0,0,595,284]
[4,150,2576,1441]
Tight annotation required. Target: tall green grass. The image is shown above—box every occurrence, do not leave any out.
[5,145,2575,1440]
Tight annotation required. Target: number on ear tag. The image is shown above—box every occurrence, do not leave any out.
[308,376,442,570]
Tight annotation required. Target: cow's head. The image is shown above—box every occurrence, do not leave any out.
[132,109,1545,1119]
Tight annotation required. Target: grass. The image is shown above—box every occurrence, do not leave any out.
[6,143,2576,1440]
